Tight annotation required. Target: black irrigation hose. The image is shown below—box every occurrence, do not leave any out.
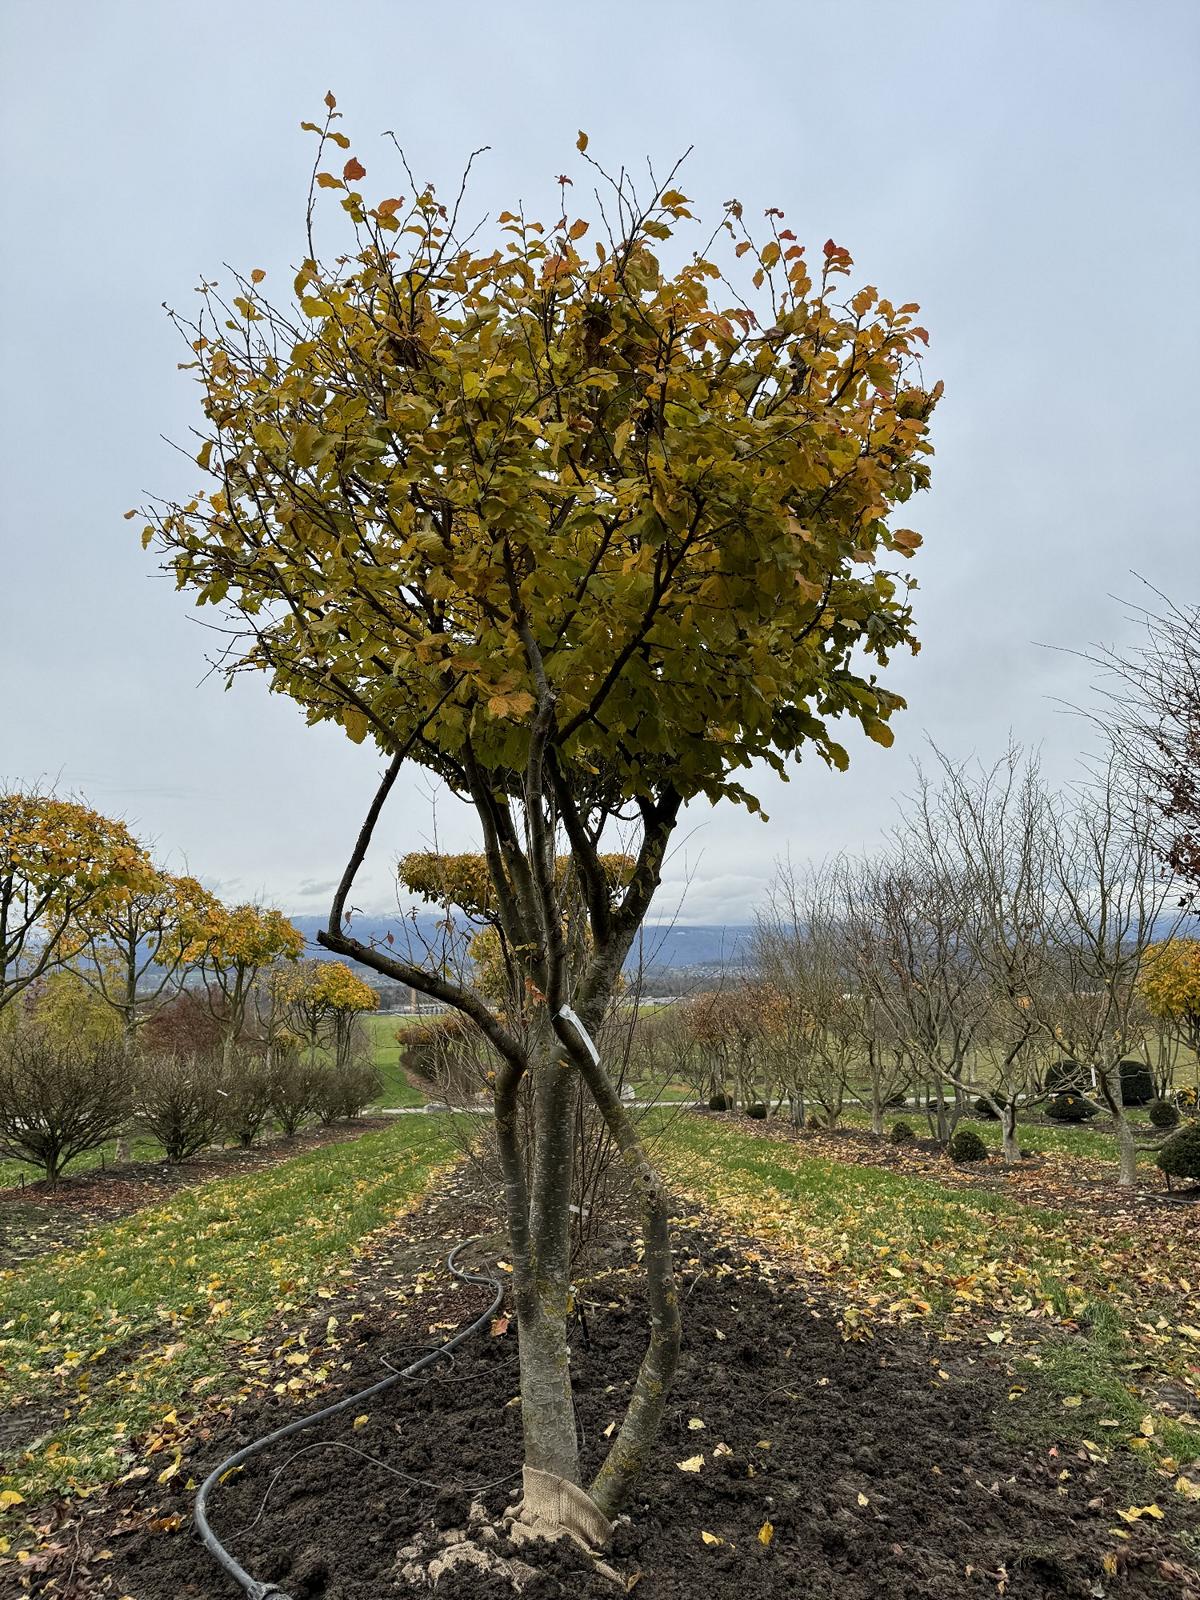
[194,1239,505,1600]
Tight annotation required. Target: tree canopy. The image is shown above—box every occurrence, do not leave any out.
[143,105,939,826]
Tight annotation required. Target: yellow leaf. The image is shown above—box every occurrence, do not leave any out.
[1061,1395,1082,1408]
[1175,1476,1200,1501]
[857,1492,870,1507]
[758,1520,774,1546]
[1138,1415,1155,1437]
[250,269,266,284]
[0,1491,25,1510]
[1117,1504,1163,1523]
[343,708,369,745]
[156,1452,182,1485]
[700,1530,723,1546]
[677,1455,704,1473]
[687,1418,705,1430]
[1102,1552,1119,1575]
[353,1414,369,1430]
[576,130,588,153]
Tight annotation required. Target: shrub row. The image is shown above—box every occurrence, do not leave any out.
[0,1034,380,1184]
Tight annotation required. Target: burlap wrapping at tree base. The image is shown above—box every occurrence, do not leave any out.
[514,1467,613,1551]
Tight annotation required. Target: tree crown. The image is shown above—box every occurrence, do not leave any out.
[142,107,940,816]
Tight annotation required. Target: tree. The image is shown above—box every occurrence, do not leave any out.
[1092,590,1200,910]
[285,959,378,1065]
[1140,939,1200,1059]
[184,902,305,1063]
[1033,762,1177,1186]
[0,790,149,1016]
[140,107,939,1541]
[75,868,217,1047]
[841,846,990,1145]
[914,748,1058,1162]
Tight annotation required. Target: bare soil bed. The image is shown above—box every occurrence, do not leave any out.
[14,1186,1198,1600]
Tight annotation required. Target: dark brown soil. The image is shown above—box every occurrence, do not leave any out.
[13,1197,1197,1600]
[0,1118,398,1267]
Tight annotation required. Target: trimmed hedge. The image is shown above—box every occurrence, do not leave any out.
[1157,1121,1200,1184]
[948,1128,989,1163]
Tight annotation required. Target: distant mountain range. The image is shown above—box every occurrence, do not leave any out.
[286,914,754,975]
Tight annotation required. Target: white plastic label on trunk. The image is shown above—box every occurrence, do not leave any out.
[557,1005,601,1066]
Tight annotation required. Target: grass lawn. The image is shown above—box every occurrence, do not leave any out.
[0,1135,165,1191]
[0,1115,458,1506]
[362,1011,427,1108]
[836,1103,1162,1164]
[660,1116,1200,1463]
[0,1018,426,1189]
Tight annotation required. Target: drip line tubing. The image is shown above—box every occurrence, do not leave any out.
[194,1239,504,1600]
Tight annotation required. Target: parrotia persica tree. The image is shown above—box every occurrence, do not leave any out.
[74,868,219,1048]
[182,901,306,1062]
[1141,940,1200,1058]
[141,100,940,1541]
[0,791,150,1016]
[284,958,378,1064]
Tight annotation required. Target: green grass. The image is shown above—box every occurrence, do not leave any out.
[0,1115,457,1504]
[835,1103,1161,1163]
[0,1018,426,1188]
[0,1135,165,1191]
[361,1012,427,1107]
[662,1116,1200,1460]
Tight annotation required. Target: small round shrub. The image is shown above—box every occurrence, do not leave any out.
[1148,1097,1180,1131]
[1156,1120,1200,1185]
[745,1101,768,1120]
[889,1120,915,1144]
[973,1093,1007,1120]
[707,1092,728,1112]
[1118,1060,1154,1107]
[1045,1093,1100,1123]
[948,1128,989,1163]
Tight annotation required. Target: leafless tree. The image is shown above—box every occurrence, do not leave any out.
[1091,588,1200,911]
[840,838,991,1146]
[1032,759,1178,1185]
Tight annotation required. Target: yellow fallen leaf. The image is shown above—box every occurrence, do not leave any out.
[677,1455,704,1473]
[0,1538,9,1555]
[1117,1504,1163,1523]
[156,1452,182,1485]
[700,1530,723,1546]
[353,1415,369,1430]
[1174,1477,1200,1501]
[1138,1415,1155,1437]
[1061,1395,1082,1408]
[0,1491,24,1510]
[1102,1552,1118,1575]
[758,1520,774,1546]
[687,1418,705,1430]
[857,1492,870,1507]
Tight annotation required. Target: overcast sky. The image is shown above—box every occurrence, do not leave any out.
[2,0,1197,924]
